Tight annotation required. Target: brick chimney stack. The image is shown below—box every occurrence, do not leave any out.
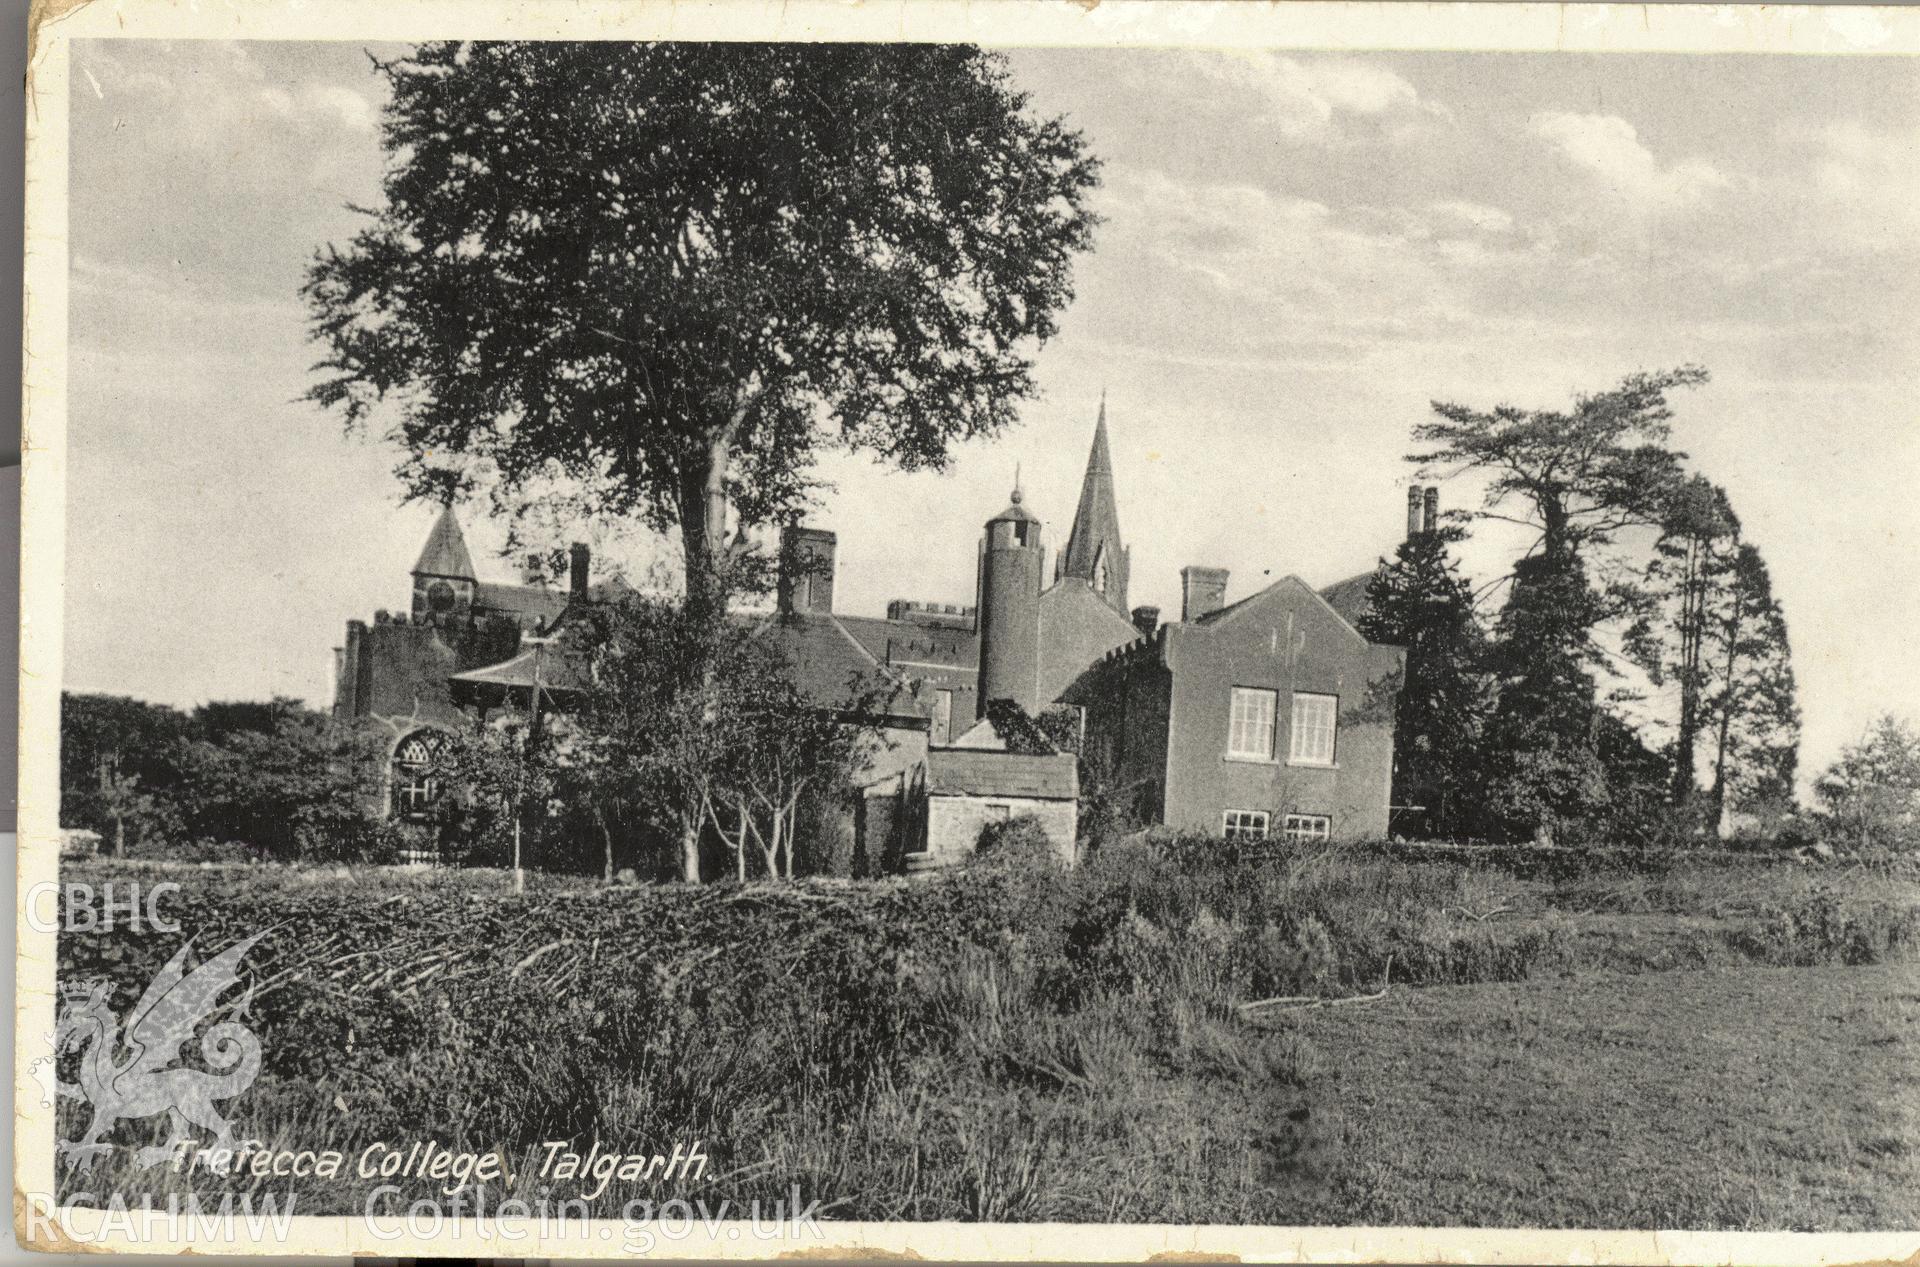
[569,543,591,598]
[1407,486,1424,539]
[778,525,838,615]
[1423,487,1439,535]
[1180,566,1229,623]
[1131,605,1160,639]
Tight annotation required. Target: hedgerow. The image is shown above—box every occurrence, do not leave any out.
[51,841,1920,1220]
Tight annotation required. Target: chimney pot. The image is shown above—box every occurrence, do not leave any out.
[1423,487,1439,535]
[569,543,591,597]
[1180,566,1230,623]
[1131,605,1160,638]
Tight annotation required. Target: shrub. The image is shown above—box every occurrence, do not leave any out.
[974,813,1063,869]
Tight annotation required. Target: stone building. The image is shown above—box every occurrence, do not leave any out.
[331,402,1408,865]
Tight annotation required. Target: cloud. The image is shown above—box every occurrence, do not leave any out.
[301,85,378,133]
[1427,200,1515,235]
[1790,120,1920,251]
[1529,111,1729,211]
[1186,52,1444,140]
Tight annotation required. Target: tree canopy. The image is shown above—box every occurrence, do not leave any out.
[1358,521,1485,837]
[1816,715,1920,852]
[304,41,1102,617]
[1413,367,1707,558]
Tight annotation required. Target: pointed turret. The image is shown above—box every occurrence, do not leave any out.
[1055,397,1129,612]
[413,503,477,580]
[411,503,478,623]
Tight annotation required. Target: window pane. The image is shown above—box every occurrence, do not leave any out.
[1290,693,1337,764]
[1223,810,1269,840]
[1282,813,1331,841]
[1228,688,1276,758]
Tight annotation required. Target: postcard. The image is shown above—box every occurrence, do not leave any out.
[17,0,1920,1259]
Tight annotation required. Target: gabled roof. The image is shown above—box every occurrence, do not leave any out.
[1193,573,1371,645]
[925,749,1077,801]
[412,504,477,581]
[1056,401,1125,599]
[1318,568,1379,630]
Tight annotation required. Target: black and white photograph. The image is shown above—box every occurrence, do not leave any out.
[17,1,1920,1258]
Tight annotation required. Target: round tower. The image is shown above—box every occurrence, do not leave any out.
[976,485,1045,719]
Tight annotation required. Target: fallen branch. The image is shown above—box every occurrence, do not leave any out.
[1442,905,1515,923]
[1237,955,1394,1017]
[511,939,569,979]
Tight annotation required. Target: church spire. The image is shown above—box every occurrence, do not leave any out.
[1055,395,1129,612]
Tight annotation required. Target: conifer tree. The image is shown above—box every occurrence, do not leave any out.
[1358,520,1485,838]
[1622,477,1801,831]
[1622,475,1742,812]
[1704,543,1799,828]
[1411,367,1707,841]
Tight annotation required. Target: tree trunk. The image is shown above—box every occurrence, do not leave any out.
[1671,538,1702,808]
[678,430,733,631]
[676,381,760,628]
[1710,708,1734,837]
[678,815,702,884]
[1708,591,1748,835]
[595,804,615,884]
[112,813,125,859]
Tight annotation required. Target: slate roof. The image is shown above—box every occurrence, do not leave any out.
[836,615,978,678]
[925,749,1077,801]
[448,643,593,695]
[757,613,930,724]
[412,504,477,580]
[475,582,571,629]
[1318,568,1379,629]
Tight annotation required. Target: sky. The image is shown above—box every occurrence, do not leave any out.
[64,39,1919,793]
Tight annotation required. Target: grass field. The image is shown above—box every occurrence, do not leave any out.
[50,842,1920,1229]
[1281,963,1920,1229]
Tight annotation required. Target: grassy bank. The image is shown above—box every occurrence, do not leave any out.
[52,841,1920,1227]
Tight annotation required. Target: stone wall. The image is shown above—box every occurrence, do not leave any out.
[916,795,1077,870]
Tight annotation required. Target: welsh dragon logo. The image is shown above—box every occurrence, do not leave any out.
[49,932,267,1172]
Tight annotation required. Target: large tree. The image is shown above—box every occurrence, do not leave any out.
[1622,478,1799,826]
[1413,368,1708,563]
[1357,520,1486,838]
[1622,475,1741,809]
[304,41,1101,623]
[1411,368,1708,840]
[1703,543,1799,828]
[60,693,193,844]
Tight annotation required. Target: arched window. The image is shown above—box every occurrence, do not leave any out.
[392,731,445,822]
